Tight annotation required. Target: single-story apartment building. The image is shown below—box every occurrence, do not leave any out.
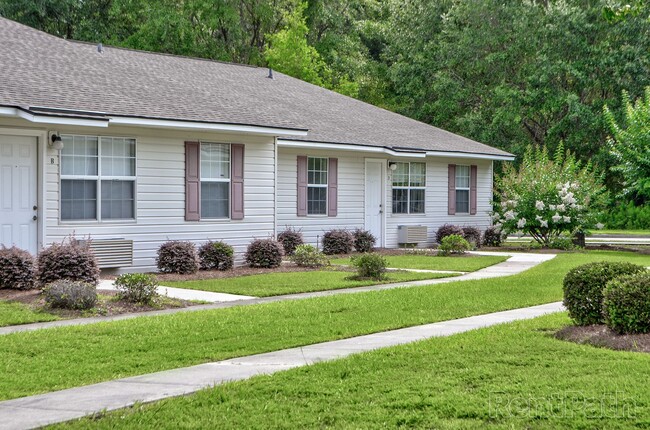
[0,17,513,271]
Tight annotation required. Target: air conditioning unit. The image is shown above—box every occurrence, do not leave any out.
[398,225,428,247]
[85,239,134,268]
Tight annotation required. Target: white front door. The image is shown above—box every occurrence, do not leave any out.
[0,135,38,254]
[365,160,384,247]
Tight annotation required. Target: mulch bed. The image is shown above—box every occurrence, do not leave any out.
[555,325,650,354]
[0,288,197,319]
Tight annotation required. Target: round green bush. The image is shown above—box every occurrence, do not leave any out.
[115,273,159,305]
[603,272,650,334]
[438,234,470,255]
[0,246,36,290]
[156,241,199,274]
[291,244,328,267]
[198,240,234,271]
[245,238,284,268]
[351,252,387,280]
[322,229,354,255]
[277,228,304,255]
[43,280,97,310]
[562,261,647,326]
[37,238,100,287]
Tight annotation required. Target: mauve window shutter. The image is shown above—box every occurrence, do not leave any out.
[297,156,308,216]
[448,164,456,215]
[185,141,200,221]
[328,158,338,217]
[231,144,245,220]
[470,165,478,215]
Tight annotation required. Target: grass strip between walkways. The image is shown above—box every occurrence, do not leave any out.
[1,251,648,401]
[329,254,507,272]
[56,312,650,429]
[166,270,457,296]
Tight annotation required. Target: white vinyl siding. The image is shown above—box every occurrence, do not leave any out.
[60,135,136,221]
[44,127,276,271]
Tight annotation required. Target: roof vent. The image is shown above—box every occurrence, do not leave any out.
[97,43,103,53]
[267,68,274,79]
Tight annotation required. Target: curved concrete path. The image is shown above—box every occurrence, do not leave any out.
[0,251,556,336]
[0,302,564,430]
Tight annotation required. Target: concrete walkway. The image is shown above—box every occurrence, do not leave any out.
[0,301,564,430]
[98,280,255,303]
[0,252,556,336]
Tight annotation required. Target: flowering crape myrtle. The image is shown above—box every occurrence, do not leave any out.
[492,145,607,246]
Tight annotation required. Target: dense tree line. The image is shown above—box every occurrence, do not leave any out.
[2,0,649,202]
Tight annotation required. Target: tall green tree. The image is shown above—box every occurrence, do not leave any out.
[604,88,650,202]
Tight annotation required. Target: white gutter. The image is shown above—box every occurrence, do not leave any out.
[425,151,515,161]
[277,139,427,158]
[0,107,308,137]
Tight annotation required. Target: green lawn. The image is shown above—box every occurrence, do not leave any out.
[58,313,650,429]
[1,251,648,401]
[595,229,650,236]
[0,301,58,327]
[330,254,507,272]
[166,270,457,297]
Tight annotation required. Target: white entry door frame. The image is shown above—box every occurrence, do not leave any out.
[364,158,386,248]
[0,128,46,253]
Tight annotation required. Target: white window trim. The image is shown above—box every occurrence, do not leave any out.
[59,134,137,223]
[199,142,231,220]
[392,162,426,215]
[455,165,471,214]
[307,156,328,216]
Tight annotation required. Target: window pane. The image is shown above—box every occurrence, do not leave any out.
[61,135,98,176]
[101,137,136,177]
[307,186,327,215]
[456,189,470,213]
[101,180,135,219]
[409,189,425,214]
[307,157,328,185]
[392,188,408,214]
[61,179,97,220]
[456,165,470,188]
[201,143,230,180]
[409,163,426,187]
[201,182,229,218]
[392,162,409,186]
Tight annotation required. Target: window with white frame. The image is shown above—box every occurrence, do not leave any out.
[60,135,136,221]
[392,162,426,214]
[455,165,470,213]
[307,157,328,215]
[200,143,230,218]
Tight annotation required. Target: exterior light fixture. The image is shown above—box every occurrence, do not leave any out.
[49,132,64,151]
[388,161,398,171]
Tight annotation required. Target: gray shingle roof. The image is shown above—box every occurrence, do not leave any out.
[0,17,512,157]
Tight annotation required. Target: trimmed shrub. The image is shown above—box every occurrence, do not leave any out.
[198,241,234,271]
[245,238,284,268]
[291,244,329,267]
[436,224,464,244]
[115,273,159,305]
[43,280,97,310]
[563,261,647,326]
[0,246,36,290]
[461,226,482,249]
[603,272,650,334]
[277,227,304,255]
[37,238,100,287]
[156,241,199,274]
[322,229,354,255]
[549,235,577,250]
[353,229,376,253]
[483,226,504,247]
[438,234,471,256]
[351,252,387,280]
